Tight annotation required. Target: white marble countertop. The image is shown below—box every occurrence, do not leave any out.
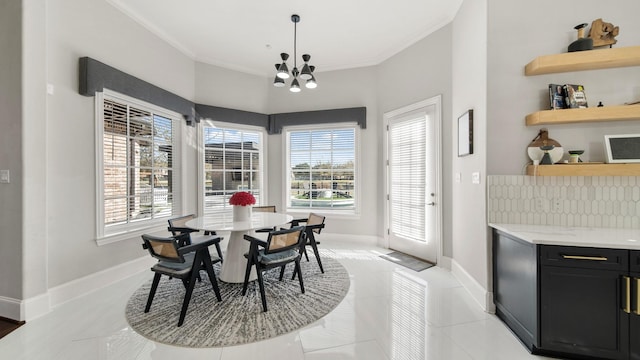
[489,223,640,250]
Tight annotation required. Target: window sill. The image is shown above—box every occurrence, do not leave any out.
[285,209,360,220]
[96,224,167,246]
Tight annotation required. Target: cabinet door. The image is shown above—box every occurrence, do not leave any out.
[540,265,629,359]
[631,272,640,360]
[631,251,640,360]
[493,230,537,350]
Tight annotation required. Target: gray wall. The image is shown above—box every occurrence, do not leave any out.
[194,61,270,114]
[0,0,24,303]
[451,0,489,289]
[45,0,196,288]
[376,25,454,256]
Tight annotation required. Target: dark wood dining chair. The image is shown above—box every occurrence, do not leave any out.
[253,205,277,233]
[291,213,326,273]
[168,214,224,262]
[141,233,222,326]
[241,226,306,312]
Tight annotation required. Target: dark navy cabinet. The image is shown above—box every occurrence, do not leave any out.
[493,230,538,351]
[493,229,640,360]
[630,251,640,360]
[539,245,629,360]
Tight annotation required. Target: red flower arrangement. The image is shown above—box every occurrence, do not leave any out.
[229,191,256,206]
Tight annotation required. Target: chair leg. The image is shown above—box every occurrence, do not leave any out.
[295,259,305,294]
[308,236,324,273]
[214,242,224,263]
[303,245,310,261]
[242,257,254,296]
[279,264,287,281]
[256,267,268,312]
[144,273,162,313]
[178,254,202,327]
[202,249,222,301]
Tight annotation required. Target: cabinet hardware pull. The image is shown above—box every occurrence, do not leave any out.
[635,278,640,316]
[561,255,608,261]
[624,276,631,314]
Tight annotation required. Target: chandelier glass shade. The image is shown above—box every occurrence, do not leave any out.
[274,14,317,92]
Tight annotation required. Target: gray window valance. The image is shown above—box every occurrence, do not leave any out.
[78,57,366,133]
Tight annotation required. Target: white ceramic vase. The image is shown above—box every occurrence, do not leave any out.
[232,205,252,222]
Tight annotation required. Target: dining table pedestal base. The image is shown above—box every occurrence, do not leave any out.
[219,230,257,283]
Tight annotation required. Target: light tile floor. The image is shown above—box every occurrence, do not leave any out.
[0,238,554,360]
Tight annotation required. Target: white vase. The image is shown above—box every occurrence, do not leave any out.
[232,205,252,222]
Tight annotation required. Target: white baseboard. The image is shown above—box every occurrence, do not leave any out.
[23,292,51,321]
[438,255,452,270]
[48,255,155,309]
[3,255,156,322]
[0,296,23,321]
[320,232,381,246]
[451,259,494,313]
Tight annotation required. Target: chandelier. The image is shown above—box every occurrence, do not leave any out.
[274,14,317,92]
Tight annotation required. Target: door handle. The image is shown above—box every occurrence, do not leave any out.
[427,202,436,206]
[623,276,631,314]
[561,255,608,261]
[635,278,640,316]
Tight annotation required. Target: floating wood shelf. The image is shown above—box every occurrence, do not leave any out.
[525,105,640,126]
[525,46,640,75]
[526,163,640,176]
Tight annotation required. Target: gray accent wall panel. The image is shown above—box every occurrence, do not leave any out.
[79,57,366,133]
[269,107,366,134]
[79,57,196,123]
[195,104,269,129]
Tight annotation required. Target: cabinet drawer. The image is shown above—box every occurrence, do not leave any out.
[540,245,628,271]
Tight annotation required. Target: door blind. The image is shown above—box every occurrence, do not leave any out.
[389,113,427,242]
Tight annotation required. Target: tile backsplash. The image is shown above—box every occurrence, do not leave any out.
[487,175,640,229]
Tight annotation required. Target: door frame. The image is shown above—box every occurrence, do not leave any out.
[383,95,442,264]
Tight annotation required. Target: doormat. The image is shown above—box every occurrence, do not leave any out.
[380,251,435,272]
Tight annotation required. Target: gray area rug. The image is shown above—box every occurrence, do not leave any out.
[125,256,349,347]
[380,251,434,271]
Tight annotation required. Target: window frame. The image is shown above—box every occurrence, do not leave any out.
[95,89,184,244]
[283,122,360,217]
[197,120,267,215]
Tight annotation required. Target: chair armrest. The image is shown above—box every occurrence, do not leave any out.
[177,235,221,255]
[290,217,309,226]
[305,223,325,230]
[168,226,199,234]
[243,234,268,248]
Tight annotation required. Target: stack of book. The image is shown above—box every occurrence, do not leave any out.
[549,84,588,109]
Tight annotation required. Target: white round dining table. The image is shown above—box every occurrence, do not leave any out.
[186,212,293,283]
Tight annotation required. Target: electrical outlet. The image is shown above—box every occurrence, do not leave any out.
[552,198,562,213]
[0,170,9,184]
[472,172,480,184]
[535,198,549,212]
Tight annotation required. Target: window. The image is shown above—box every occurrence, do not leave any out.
[97,91,181,239]
[202,125,264,214]
[286,125,357,212]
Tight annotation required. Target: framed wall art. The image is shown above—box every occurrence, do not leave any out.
[458,109,473,157]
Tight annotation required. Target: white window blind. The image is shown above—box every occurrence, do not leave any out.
[287,126,356,211]
[202,126,263,214]
[100,94,180,236]
[389,113,426,242]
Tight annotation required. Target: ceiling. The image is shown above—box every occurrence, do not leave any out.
[107,0,462,77]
